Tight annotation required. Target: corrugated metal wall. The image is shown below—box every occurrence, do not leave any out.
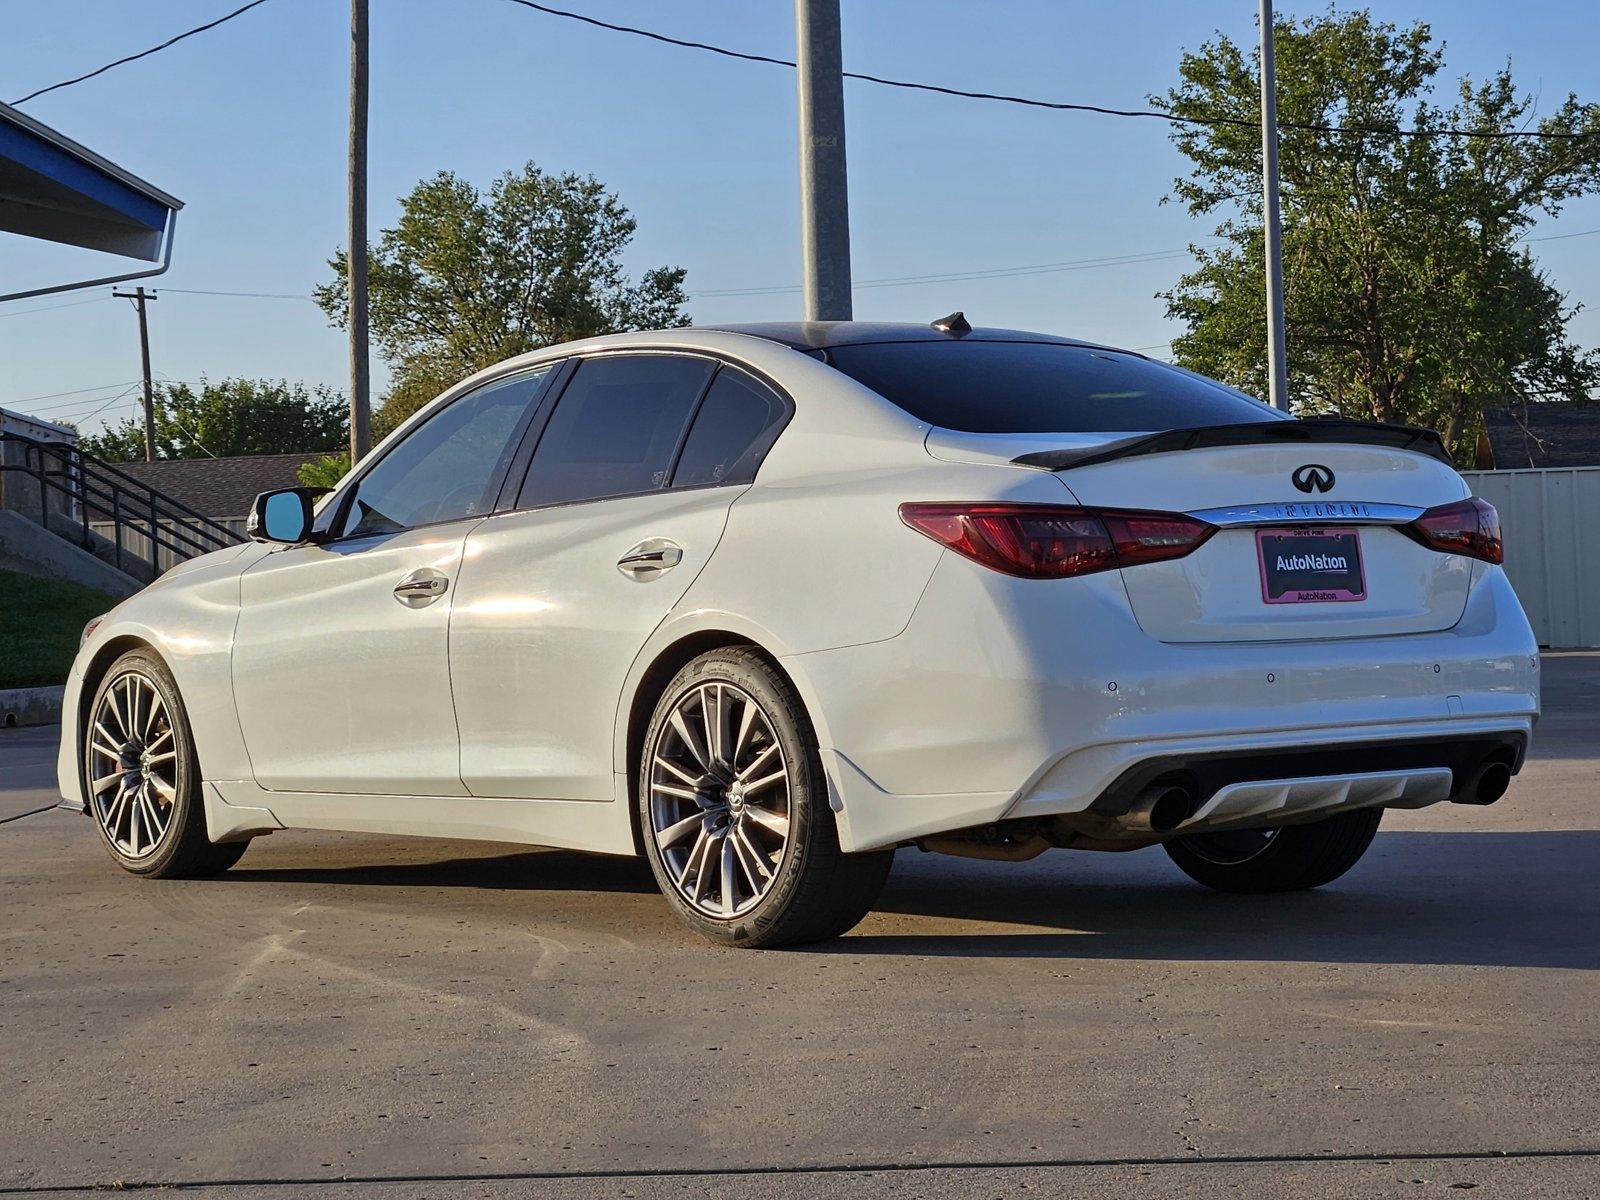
[1462,467,1600,649]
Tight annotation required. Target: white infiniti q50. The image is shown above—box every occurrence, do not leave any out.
[60,320,1539,947]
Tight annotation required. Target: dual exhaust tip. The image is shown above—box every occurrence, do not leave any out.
[1117,757,1513,834]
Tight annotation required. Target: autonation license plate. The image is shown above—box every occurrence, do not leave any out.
[1256,527,1366,604]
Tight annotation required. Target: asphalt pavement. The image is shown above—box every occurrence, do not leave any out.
[2,655,1596,1198]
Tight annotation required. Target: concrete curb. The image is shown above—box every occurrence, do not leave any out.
[0,685,64,728]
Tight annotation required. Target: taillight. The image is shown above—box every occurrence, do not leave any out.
[1401,497,1503,564]
[898,502,1215,580]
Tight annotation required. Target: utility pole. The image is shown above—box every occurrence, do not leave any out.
[112,286,158,461]
[347,0,372,461]
[1259,0,1290,412]
[794,0,852,322]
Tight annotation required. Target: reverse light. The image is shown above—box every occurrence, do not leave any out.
[1401,497,1503,564]
[898,503,1215,580]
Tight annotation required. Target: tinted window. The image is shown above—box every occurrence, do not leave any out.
[337,368,548,538]
[823,341,1275,433]
[518,354,714,508]
[672,367,786,488]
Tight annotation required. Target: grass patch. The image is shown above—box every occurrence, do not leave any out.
[0,569,120,689]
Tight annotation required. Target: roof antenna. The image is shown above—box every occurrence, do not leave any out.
[931,311,971,336]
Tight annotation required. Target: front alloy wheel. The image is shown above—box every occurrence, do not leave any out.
[639,648,892,948]
[85,651,248,878]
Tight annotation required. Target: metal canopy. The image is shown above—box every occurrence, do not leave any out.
[0,100,181,263]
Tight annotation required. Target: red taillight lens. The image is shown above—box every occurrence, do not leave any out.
[898,503,1215,579]
[1402,497,1503,564]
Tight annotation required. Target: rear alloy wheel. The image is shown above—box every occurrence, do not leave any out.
[1163,807,1383,893]
[86,651,248,878]
[639,648,892,948]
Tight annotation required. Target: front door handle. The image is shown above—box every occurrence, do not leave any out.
[617,539,683,579]
[394,567,449,607]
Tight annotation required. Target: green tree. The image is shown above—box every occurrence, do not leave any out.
[80,378,347,462]
[1154,9,1600,457]
[316,162,689,435]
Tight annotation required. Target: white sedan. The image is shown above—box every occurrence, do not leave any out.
[60,321,1539,947]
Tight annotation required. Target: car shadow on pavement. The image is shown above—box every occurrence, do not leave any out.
[835,830,1600,969]
[226,847,660,895]
[217,829,1600,970]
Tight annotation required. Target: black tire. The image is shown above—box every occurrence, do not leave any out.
[85,650,249,878]
[1163,807,1382,894]
[638,647,892,948]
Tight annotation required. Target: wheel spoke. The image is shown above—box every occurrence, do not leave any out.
[742,768,787,795]
[147,775,176,802]
[122,678,141,743]
[144,728,173,754]
[92,770,125,795]
[652,755,700,787]
[733,826,771,885]
[734,742,778,784]
[731,696,758,772]
[668,709,710,773]
[745,805,790,839]
[91,737,123,761]
[659,813,702,848]
[651,781,701,803]
[719,836,738,916]
[142,689,164,739]
[676,828,709,887]
[144,750,176,767]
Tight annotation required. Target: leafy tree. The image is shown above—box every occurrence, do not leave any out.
[296,453,350,490]
[80,378,347,462]
[316,162,689,434]
[1154,9,1600,456]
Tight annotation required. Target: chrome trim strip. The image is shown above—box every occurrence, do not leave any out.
[1190,501,1424,527]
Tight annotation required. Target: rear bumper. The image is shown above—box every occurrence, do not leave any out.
[792,554,1539,852]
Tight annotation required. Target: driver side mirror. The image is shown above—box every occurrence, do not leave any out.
[247,487,329,544]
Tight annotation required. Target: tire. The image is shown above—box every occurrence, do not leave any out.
[638,648,892,948]
[1163,807,1382,894]
[84,650,248,878]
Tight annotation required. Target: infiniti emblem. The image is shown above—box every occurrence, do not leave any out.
[1292,463,1336,494]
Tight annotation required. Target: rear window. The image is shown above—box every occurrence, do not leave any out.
[822,341,1274,433]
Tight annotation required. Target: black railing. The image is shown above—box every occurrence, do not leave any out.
[0,431,245,576]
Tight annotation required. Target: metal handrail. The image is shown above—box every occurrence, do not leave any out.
[0,431,245,575]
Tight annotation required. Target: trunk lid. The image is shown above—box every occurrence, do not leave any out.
[926,426,1475,644]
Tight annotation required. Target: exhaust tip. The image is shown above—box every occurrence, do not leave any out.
[1474,761,1512,806]
[1147,785,1196,834]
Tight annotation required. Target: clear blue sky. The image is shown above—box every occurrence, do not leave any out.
[4,0,1598,433]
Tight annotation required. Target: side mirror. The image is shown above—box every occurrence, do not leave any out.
[247,487,328,544]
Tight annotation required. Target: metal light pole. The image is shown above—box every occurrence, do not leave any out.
[348,0,372,461]
[795,0,852,322]
[1259,0,1290,412]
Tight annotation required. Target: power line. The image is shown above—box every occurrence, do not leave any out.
[691,249,1192,299]
[158,287,316,300]
[0,296,111,319]
[12,0,277,106]
[503,1,1599,143]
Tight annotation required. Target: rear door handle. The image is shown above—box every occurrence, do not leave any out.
[617,539,683,579]
[394,567,449,607]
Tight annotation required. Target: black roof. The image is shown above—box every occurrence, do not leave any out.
[1483,401,1600,469]
[94,453,325,520]
[700,320,1122,353]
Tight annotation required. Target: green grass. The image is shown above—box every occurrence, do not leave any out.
[0,569,120,689]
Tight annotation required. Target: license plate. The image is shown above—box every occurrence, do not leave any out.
[1256,527,1366,604]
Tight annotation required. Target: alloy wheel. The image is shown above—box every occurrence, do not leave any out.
[88,671,178,859]
[1178,826,1279,865]
[648,681,792,919]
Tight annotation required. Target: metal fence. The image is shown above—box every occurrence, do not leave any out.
[1462,467,1600,649]
[87,517,249,575]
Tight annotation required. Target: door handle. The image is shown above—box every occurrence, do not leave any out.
[394,568,449,607]
[617,540,683,579]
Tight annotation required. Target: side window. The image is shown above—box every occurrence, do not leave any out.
[337,367,549,539]
[517,354,714,509]
[672,367,787,488]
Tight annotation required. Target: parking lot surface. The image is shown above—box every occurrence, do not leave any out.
[2,655,1596,1198]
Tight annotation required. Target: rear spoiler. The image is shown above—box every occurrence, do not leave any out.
[1012,418,1452,471]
